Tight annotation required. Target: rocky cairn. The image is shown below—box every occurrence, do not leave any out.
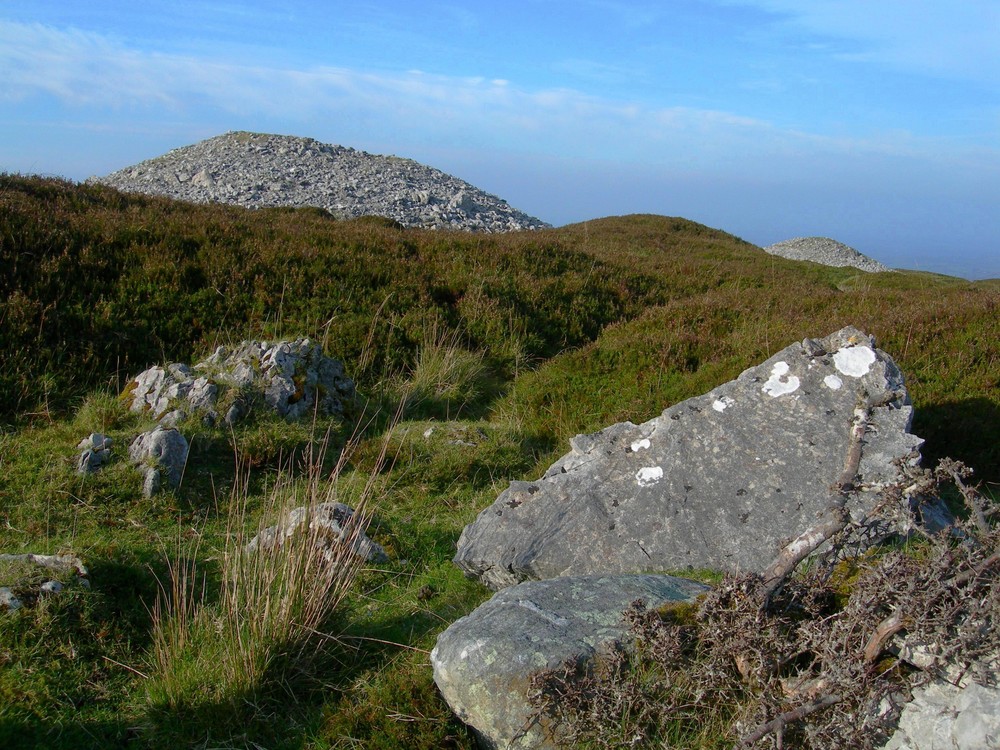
[764,236,892,273]
[91,131,549,232]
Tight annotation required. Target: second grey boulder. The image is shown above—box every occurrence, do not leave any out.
[431,574,710,749]
[128,426,189,497]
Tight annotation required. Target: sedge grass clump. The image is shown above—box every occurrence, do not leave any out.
[395,324,489,420]
[146,436,385,742]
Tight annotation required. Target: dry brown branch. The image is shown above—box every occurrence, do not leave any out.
[738,694,842,747]
[863,608,905,664]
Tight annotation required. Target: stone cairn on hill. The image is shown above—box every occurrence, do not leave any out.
[433,326,993,750]
[92,131,550,233]
[764,236,892,273]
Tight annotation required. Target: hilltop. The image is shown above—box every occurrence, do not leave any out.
[90,131,549,232]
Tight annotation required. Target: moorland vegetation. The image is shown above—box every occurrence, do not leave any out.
[0,174,997,748]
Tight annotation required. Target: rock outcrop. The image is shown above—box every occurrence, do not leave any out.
[455,326,926,590]
[128,426,189,497]
[882,674,1000,750]
[764,237,892,273]
[123,337,355,427]
[247,502,387,564]
[91,131,549,232]
[431,574,709,749]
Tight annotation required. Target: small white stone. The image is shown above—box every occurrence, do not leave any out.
[824,374,844,390]
[40,580,63,595]
[630,438,651,452]
[636,466,664,487]
[833,345,877,378]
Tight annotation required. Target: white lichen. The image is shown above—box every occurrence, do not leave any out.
[824,374,844,390]
[630,438,651,452]
[762,361,801,397]
[712,396,735,412]
[636,466,664,487]
[833,345,876,378]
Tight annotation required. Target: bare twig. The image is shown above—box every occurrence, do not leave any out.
[863,608,905,664]
[738,694,842,747]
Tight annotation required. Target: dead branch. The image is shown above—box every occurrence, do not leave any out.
[863,608,905,664]
[760,508,849,604]
[738,694,842,748]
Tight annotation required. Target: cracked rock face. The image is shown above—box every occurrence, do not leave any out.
[431,574,710,749]
[454,326,926,590]
[91,131,549,233]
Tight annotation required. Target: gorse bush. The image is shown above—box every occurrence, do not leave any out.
[530,462,1000,749]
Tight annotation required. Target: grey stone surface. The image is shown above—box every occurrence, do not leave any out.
[455,327,925,590]
[764,236,892,273]
[197,338,355,421]
[881,675,1000,750]
[247,502,388,564]
[91,131,549,232]
[76,432,113,474]
[431,574,710,749]
[128,426,189,496]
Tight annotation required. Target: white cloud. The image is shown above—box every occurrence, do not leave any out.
[0,19,996,179]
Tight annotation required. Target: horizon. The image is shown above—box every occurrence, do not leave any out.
[2,2,998,280]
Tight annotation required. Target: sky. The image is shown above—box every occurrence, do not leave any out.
[1,2,998,279]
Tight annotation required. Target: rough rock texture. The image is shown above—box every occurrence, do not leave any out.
[77,432,113,474]
[123,338,355,427]
[247,502,388,564]
[431,574,710,749]
[128,427,189,497]
[455,326,925,590]
[91,131,549,232]
[882,676,1000,750]
[764,237,892,273]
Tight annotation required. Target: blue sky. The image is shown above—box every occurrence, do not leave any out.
[2,1,998,278]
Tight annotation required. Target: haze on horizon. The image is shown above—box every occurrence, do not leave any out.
[1,1,998,279]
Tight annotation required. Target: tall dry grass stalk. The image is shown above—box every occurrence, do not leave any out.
[148,428,392,715]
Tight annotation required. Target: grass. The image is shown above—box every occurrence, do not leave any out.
[0,174,997,748]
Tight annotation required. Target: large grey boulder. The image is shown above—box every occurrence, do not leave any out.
[128,426,189,497]
[431,574,709,749]
[455,327,925,590]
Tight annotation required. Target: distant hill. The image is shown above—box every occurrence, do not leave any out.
[764,236,891,273]
[90,131,549,232]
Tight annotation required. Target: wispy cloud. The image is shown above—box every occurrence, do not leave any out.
[0,19,995,181]
[718,0,1000,84]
